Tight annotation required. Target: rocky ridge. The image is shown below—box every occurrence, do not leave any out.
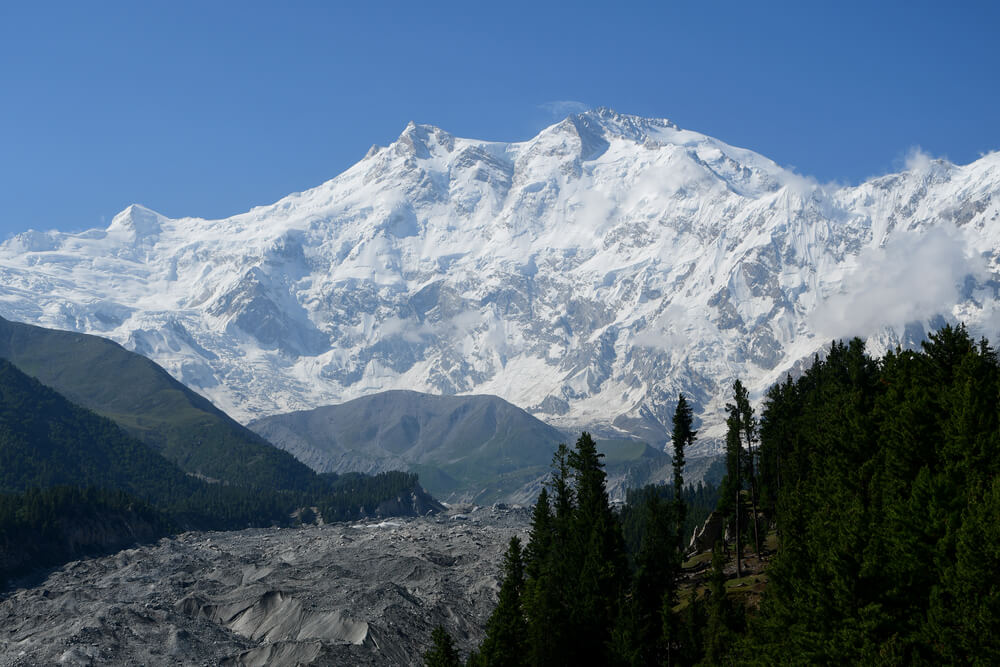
[1,109,998,449]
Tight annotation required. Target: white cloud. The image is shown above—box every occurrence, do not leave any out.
[632,304,691,351]
[379,316,434,344]
[571,188,616,237]
[810,225,987,340]
[780,170,823,198]
[540,100,590,120]
[449,310,483,336]
[905,146,933,173]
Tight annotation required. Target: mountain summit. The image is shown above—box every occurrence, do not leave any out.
[1,110,998,450]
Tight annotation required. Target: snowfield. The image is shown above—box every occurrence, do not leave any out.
[2,108,998,453]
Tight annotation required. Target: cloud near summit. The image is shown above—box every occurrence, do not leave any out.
[810,225,987,340]
[540,100,590,119]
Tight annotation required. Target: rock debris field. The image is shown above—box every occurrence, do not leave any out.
[0,505,528,666]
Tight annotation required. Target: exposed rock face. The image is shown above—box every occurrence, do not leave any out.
[688,510,725,556]
[3,109,997,452]
[0,506,527,666]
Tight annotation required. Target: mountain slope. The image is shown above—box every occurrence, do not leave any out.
[0,316,319,490]
[0,357,198,497]
[0,357,443,582]
[249,390,567,501]
[1,109,998,450]
[251,390,676,502]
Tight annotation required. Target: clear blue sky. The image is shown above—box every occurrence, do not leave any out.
[1,1,997,237]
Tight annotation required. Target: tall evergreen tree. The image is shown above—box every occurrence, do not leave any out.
[478,537,528,667]
[631,491,677,666]
[522,490,558,666]
[702,541,741,665]
[565,432,629,665]
[671,393,696,552]
[669,587,706,667]
[524,487,552,581]
[424,625,462,667]
[735,381,762,560]
[722,381,745,577]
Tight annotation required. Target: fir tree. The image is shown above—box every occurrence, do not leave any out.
[631,491,676,665]
[524,487,552,581]
[565,432,629,665]
[722,382,745,577]
[702,542,740,665]
[735,381,762,560]
[479,537,527,667]
[671,393,696,554]
[424,625,462,667]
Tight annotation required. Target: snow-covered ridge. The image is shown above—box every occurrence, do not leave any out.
[2,109,998,452]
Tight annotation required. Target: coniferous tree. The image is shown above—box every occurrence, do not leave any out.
[735,381,762,560]
[566,432,629,665]
[758,374,797,521]
[722,382,745,577]
[671,393,696,552]
[669,587,706,667]
[525,444,575,665]
[524,487,552,581]
[424,625,462,667]
[522,507,558,666]
[478,537,527,667]
[630,491,676,665]
[701,542,741,665]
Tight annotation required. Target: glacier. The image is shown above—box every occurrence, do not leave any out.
[1,108,998,454]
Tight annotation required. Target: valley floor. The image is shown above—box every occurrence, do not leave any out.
[0,505,527,666]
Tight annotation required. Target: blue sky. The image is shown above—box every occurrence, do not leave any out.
[1,1,997,237]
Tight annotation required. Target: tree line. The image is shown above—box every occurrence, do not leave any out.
[0,356,433,585]
[427,324,1000,665]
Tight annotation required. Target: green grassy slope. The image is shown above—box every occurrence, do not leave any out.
[0,316,316,490]
[251,390,569,500]
[252,391,676,501]
[0,357,200,498]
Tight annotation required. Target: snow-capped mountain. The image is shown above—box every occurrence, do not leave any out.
[2,108,998,453]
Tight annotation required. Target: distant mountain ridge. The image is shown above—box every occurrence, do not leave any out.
[249,390,567,502]
[249,390,674,502]
[1,109,998,448]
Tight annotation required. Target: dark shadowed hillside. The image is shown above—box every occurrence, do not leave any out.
[0,315,316,490]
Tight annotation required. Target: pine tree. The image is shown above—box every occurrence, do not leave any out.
[566,432,629,665]
[524,487,552,581]
[736,382,762,561]
[668,587,706,667]
[479,537,527,667]
[424,625,462,667]
[671,393,696,554]
[723,382,744,577]
[631,491,676,665]
[702,542,739,665]
[525,444,575,665]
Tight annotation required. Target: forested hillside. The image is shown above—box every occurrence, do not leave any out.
[750,324,1000,663]
[0,315,318,490]
[430,325,1000,665]
[0,358,440,585]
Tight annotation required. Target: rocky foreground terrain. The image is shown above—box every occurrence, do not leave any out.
[0,505,527,666]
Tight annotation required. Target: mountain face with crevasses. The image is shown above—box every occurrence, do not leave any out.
[2,108,998,453]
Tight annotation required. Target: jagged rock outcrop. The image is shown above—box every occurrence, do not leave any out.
[688,511,725,556]
[1,109,997,451]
